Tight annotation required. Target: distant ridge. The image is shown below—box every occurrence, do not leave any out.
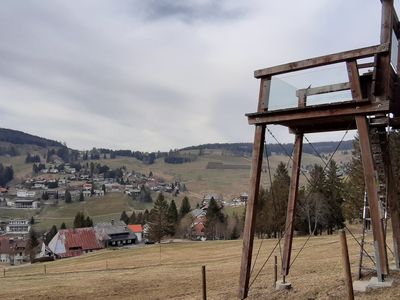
[181,140,354,156]
[0,128,64,148]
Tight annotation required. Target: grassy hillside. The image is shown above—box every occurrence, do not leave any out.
[0,232,398,299]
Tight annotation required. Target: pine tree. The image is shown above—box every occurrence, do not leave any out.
[324,160,344,234]
[45,225,58,245]
[27,228,39,261]
[342,137,364,222]
[65,190,72,203]
[146,193,173,242]
[60,222,67,229]
[143,209,150,224]
[79,191,84,202]
[128,211,136,224]
[167,200,178,235]
[136,212,143,225]
[205,198,225,240]
[120,211,129,224]
[85,216,93,227]
[179,196,191,218]
[168,200,178,224]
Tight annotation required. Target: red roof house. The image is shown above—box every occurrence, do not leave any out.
[48,228,103,258]
[127,224,143,242]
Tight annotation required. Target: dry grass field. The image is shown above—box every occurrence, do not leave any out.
[1,231,399,299]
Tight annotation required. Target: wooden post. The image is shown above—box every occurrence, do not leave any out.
[273,256,277,287]
[339,230,354,300]
[3,268,5,277]
[386,149,400,269]
[106,260,108,270]
[347,60,389,277]
[281,133,303,276]
[239,78,268,299]
[44,264,46,275]
[202,265,207,300]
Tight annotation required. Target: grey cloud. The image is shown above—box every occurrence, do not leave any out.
[127,0,246,23]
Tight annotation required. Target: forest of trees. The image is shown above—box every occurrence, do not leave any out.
[181,141,353,156]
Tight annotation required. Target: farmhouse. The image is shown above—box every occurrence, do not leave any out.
[190,209,207,240]
[95,220,137,247]
[48,227,103,258]
[0,236,28,265]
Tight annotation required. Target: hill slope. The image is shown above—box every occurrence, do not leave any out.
[0,128,63,148]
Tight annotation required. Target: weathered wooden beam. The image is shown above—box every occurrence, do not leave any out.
[357,62,375,69]
[375,0,393,99]
[296,82,350,97]
[347,60,389,277]
[386,142,400,268]
[239,78,267,299]
[254,43,389,78]
[238,125,265,299]
[247,101,389,125]
[281,133,303,276]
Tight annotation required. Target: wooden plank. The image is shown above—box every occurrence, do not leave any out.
[254,43,389,78]
[347,60,388,277]
[281,133,303,276]
[296,82,350,97]
[238,125,265,299]
[357,62,375,69]
[247,101,389,125]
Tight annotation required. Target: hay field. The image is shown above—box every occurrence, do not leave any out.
[1,232,399,299]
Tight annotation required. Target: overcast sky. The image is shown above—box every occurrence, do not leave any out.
[0,0,391,151]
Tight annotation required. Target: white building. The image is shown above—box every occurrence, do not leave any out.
[6,219,31,234]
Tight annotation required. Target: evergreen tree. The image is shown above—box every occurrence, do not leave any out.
[120,210,129,224]
[138,185,152,203]
[146,193,173,242]
[143,209,150,224]
[45,225,58,245]
[60,222,67,229]
[179,196,191,218]
[342,137,365,222]
[324,160,345,234]
[85,216,93,227]
[167,200,178,235]
[268,162,290,237]
[136,212,143,225]
[65,190,72,203]
[168,200,178,224]
[128,211,136,224]
[205,198,225,240]
[27,228,40,260]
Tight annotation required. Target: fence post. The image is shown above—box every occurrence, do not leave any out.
[106,260,108,270]
[3,268,5,277]
[339,229,354,300]
[44,264,47,275]
[202,265,207,300]
[274,255,277,287]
